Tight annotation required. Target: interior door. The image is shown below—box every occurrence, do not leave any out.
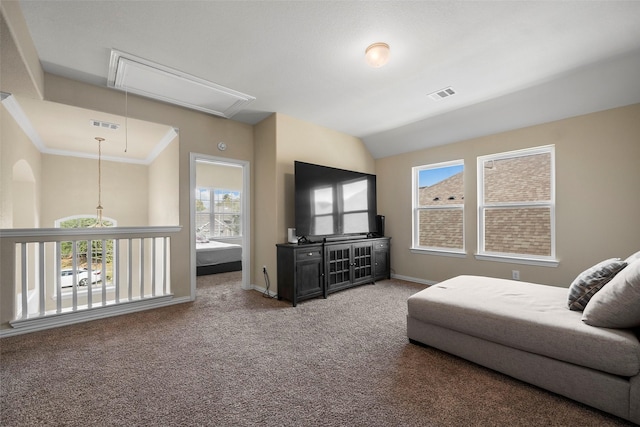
[191,154,250,297]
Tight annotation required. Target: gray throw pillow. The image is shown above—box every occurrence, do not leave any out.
[582,259,640,328]
[567,258,628,311]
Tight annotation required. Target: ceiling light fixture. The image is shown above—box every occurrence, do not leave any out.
[365,42,390,68]
[95,137,106,227]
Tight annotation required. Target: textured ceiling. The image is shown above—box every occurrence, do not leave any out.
[15,1,640,158]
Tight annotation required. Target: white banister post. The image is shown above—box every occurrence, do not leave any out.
[72,241,78,311]
[101,239,107,305]
[152,238,157,297]
[87,239,93,308]
[39,242,45,316]
[20,243,27,319]
[163,237,168,295]
[56,242,62,313]
[115,238,120,303]
[139,238,145,298]
[128,239,133,301]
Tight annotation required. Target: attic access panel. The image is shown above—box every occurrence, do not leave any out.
[107,50,255,119]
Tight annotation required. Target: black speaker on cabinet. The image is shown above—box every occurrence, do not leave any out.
[375,215,385,237]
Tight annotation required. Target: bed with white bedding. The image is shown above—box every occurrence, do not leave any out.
[196,240,242,275]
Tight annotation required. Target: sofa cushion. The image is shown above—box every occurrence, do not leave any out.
[407,275,640,376]
[626,250,640,264]
[567,258,627,311]
[583,259,640,328]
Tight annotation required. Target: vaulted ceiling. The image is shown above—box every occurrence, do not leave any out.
[12,1,640,158]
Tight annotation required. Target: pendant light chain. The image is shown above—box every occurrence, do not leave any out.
[124,88,128,153]
[95,137,105,227]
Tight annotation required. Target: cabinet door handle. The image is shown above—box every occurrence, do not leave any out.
[308,252,314,256]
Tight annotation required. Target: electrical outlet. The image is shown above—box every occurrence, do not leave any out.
[512,270,520,280]
[262,265,267,273]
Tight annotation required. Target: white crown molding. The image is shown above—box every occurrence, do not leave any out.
[144,127,178,164]
[1,94,46,152]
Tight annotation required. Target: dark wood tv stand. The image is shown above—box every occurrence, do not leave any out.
[276,236,390,307]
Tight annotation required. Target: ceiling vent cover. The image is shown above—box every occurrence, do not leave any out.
[428,87,456,101]
[107,50,255,119]
[90,119,120,130]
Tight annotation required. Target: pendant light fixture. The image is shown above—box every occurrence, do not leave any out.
[365,42,390,68]
[95,137,105,227]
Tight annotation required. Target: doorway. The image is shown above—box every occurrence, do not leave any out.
[189,153,250,299]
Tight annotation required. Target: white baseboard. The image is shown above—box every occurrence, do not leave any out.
[249,276,433,299]
[391,273,437,286]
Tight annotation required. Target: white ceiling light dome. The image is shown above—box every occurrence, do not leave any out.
[365,42,390,68]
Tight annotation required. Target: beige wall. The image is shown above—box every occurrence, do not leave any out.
[149,137,179,226]
[0,1,44,99]
[252,112,375,286]
[196,161,243,190]
[0,102,42,228]
[253,114,277,286]
[40,154,149,227]
[275,113,376,242]
[376,103,640,287]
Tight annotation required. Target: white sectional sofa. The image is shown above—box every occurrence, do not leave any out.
[407,267,640,424]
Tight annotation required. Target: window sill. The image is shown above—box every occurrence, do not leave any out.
[410,248,467,258]
[475,253,559,267]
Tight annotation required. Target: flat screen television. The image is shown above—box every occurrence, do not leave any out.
[294,161,377,240]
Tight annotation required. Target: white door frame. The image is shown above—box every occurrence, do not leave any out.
[189,152,251,299]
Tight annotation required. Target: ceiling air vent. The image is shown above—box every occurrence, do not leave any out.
[107,50,255,119]
[90,119,120,130]
[428,87,456,101]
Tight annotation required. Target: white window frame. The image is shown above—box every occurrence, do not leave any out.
[195,187,242,240]
[476,145,558,267]
[411,160,466,257]
[211,188,242,238]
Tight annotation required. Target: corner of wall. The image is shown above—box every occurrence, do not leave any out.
[0,1,44,99]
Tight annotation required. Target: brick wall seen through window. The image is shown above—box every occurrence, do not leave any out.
[478,146,554,259]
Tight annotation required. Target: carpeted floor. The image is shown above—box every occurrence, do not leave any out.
[0,272,634,426]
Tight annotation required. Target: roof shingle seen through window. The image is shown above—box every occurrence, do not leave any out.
[419,172,464,206]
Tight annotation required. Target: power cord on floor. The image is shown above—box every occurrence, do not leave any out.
[263,266,276,298]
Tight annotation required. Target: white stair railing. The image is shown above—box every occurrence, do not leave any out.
[0,226,181,330]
